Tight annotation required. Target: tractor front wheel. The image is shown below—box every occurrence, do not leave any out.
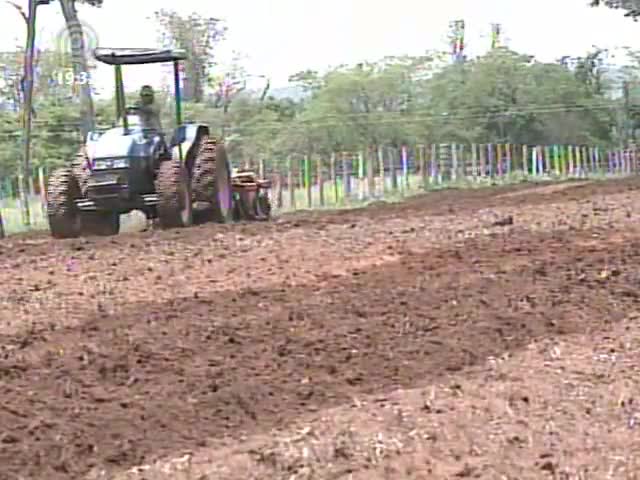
[156,160,193,229]
[47,168,82,238]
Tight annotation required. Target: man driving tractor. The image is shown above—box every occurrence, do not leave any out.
[136,85,162,131]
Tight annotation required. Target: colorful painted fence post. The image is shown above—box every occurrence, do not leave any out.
[487,143,495,177]
[576,146,583,176]
[430,144,437,183]
[530,147,536,176]
[418,144,428,189]
[367,147,375,198]
[543,146,550,175]
[470,143,478,179]
[401,145,409,190]
[287,156,295,209]
[304,155,312,208]
[330,152,339,204]
[450,143,458,181]
[387,148,396,191]
[342,152,350,202]
[378,146,385,195]
[317,155,324,207]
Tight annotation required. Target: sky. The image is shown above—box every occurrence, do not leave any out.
[1,0,640,97]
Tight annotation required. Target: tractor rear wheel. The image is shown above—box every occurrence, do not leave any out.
[155,160,193,229]
[192,138,233,223]
[47,167,82,238]
[81,212,120,236]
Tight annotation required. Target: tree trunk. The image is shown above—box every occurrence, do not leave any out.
[59,0,95,138]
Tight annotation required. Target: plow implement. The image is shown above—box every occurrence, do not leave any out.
[231,169,272,221]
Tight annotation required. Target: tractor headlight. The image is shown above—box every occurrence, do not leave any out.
[111,158,129,169]
[93,158,129,169]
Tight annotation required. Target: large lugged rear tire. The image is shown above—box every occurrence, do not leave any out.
[192,138,233,223]
[47,168,82,238]
[156,160,193,229]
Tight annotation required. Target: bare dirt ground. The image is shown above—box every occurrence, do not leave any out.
[1,177,639,480]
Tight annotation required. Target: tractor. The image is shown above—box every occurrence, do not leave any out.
[46,47,271,238]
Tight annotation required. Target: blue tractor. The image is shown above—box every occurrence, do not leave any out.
[46,48,271,238]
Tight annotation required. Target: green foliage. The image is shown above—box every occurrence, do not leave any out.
[154,9,226,103]
[0,42,632,178]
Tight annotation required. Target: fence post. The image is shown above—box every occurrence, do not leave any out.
[528,146,534,176]
[401,145,409,190]
[297,157,304,192]
[331,152,339,204]
[304,155,312,208]
[342,152,350,202]
[358,151,366,200]
[567,145,574,175]
[418,144,427,189]
[367,147,375,198]
[626,148,631,175]
[388,147,397,191]
[577,146,584,176]
[451,143,458,181]
[317,155,324,207]
[438,144,448,183]
[496,143,502,177]
[377,146,385,195]
[504,143,510,176]
[479,144,486,178]
[470,143,477,180]
[275,171,283,208]
[0,181,4,238]
[430,144,437,184]
[287,156,296,210]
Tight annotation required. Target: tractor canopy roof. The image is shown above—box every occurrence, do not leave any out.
[93,48,187,66]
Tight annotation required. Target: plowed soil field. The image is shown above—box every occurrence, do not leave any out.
[1,178,640,480]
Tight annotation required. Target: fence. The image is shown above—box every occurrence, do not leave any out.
[264,143,639,210]
[0,143,638,235]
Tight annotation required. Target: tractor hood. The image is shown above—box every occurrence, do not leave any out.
[86,126,162,160]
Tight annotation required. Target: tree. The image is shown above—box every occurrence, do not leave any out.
[590,0,640,18]
[58,0,101,137]
[154,9,226,103]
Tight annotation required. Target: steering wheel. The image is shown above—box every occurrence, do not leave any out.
[125,105,140,115]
